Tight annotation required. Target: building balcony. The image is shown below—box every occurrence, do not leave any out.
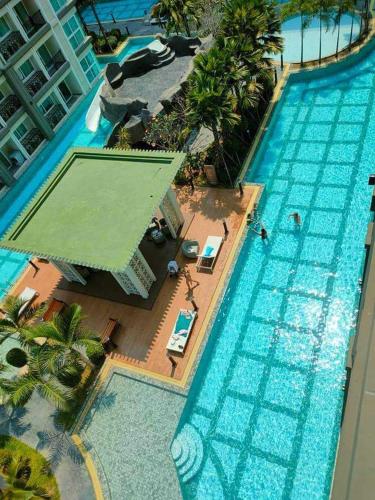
[0,31,26,61]
[44,50,66,77]
[0,95,22,122]
[20,128,44,155]
[46,103,66,129]
[20,10,46,38]
[24,70,47,96]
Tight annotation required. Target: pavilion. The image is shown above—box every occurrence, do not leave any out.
[0,148,186,300]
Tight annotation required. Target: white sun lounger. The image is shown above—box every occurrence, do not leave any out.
[196,236,223,272]
[18,287,39,317]
[166,309,197,354]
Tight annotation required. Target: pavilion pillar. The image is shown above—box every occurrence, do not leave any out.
[51,260,87,285]
[113,249,156,299]
[160,188,184,239]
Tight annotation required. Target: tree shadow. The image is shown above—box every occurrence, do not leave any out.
[36,426,84,469]
[0,406,31,437]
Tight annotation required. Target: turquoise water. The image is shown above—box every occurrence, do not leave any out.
[97,36,155,68]
[81,0,156,23]
[281,14,361,63]
[0,84,112,297]
[174,41,375,498]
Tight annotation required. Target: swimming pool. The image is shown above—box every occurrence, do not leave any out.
[81,0,156,24]
[281,14,361,63]
[173,38,375,499]
[97,36,155,68]
[0,84,112,297]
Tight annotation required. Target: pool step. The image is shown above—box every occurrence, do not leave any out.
[171,423,204,483]
[152,48,176,68]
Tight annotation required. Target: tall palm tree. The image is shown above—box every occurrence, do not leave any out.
[186,71,240,186]
[29,304,104,370]
[282,0,315,65]
[155,0,200,36]
[0,454,54,499]
[0,295,45,346]
[1,347,73,410]
[221,0,283,58]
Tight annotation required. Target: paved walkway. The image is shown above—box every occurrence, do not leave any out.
[0,394,94,500]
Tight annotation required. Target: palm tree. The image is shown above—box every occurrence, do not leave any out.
[0,295,45,346]
[29,304,104,371]
[116,127,132,150]
[1,347,73,410]
[220,0,283,58]
[155,0,200,36]
[0,453,54,499]
[186,71,240,186]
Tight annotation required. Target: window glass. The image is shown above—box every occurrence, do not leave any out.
[51,0,65,12]
[38,45,51,67]
[19,59,34,79]
[14,122,27,140]
[63,16,84,49]
[80,51,99,83]
[40,94,55,113]
[58,81,72,102]
[0,17,10,39]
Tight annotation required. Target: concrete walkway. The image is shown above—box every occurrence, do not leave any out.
[0,394,94,500]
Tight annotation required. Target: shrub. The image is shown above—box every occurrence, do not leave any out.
[6,348,27,368]
[109,28,121,39]
[107,35,118,49]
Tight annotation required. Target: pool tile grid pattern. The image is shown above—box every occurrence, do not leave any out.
[179,63,375,499]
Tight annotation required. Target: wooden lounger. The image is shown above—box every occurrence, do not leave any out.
[43,299,66,322]
[100,318,120,351]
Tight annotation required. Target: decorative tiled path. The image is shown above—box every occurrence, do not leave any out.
[178,48,375,498]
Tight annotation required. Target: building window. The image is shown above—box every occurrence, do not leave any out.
[14,122,28,141]
[40,94,56,114]
[50,0,66,12]
[58,81,72,104]
[80,51,99,83]
[19,59,34,80]
[63,15,84,50]
[0,17,10,39]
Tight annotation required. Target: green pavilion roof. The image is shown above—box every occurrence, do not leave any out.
[0,148,185,272]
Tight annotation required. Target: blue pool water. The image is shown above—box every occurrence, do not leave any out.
[81,0,156,24]
[175,40,375,498]
[0,84,112,296]
[281,14,361,63]
[97,36,155,68]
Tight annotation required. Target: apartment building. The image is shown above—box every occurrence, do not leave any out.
[0,0,100,193]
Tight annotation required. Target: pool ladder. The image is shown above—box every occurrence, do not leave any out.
[171,423,204,483]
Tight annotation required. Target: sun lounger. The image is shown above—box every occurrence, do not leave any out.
[196,236,223,272]
[101,318,120,352]
[18,287,39,317]
[42,298,66,322]
[166,309,197,354]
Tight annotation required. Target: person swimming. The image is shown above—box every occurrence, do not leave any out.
[288,212,301,225]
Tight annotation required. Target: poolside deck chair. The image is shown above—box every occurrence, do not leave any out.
[42,298,66,322]
[196,236,223,272]
[18,287,39,317]
[166,309,197,354]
